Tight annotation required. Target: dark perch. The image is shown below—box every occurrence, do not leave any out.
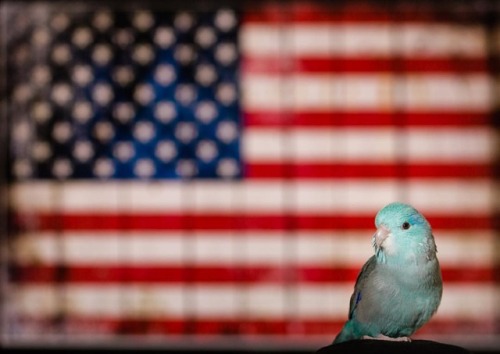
[317,339,471,354]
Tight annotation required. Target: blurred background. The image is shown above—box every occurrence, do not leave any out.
[0,0,499,353]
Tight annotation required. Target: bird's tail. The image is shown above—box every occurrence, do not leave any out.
[333,321,357,344]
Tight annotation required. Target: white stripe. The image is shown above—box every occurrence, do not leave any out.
[241,24,487,57]
[11,284,499,320]
[243,128,496,163]
[11,180,495,214]
[58,181,187,212]
[438,285,500,320]
[244,128,398,162]
[403,128,496,162]
[407,181,495,215]
[10,182,189,212]
[242,74,492,111]
[12,231,496,268]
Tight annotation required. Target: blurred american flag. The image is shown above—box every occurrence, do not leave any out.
[2,0,499,349]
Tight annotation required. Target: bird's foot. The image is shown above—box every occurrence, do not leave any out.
[362,334,411,342]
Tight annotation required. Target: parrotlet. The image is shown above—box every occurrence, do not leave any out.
[333,202,442,343]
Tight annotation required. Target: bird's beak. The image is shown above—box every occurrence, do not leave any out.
[374,225,390,247]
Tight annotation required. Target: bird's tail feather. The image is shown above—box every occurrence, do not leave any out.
[333,321,357,344]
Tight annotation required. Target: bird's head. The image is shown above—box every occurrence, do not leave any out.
[373,202,437,264]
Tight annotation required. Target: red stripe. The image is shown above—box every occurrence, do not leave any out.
[243,111,490,127]
[245,163,492,179]
[14,316,496,336]
[11,265,495,284]
[243,4,390,24]
[14,213,494,231]
[24,317,333,336]
[243,57,487,74]
[242,5,464,24]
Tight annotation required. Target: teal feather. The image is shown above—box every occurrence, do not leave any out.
[333,202,443,343]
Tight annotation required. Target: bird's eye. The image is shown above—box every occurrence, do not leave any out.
[402,222,411,230]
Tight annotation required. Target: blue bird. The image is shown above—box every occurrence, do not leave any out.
[333,202,442,343]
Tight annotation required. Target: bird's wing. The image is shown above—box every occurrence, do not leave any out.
[348,255,377,320]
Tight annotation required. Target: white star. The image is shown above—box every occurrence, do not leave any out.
[13,121,32,142]
[72,65,94,86]
[32,27,51,48]
[216,120,238,143]
[112,66,134,86]
[32,141,52,162]
[52,121,73,143]
[195,64,217,86]
[195,101,218,123]
[132,44,155,65]
[134,83,155,106]
[13,84,33,104]
[51,43,72,65]
[93,11,113,32]
[174,12,194,32]
[155,140,177,162]
[133,121,155,143]
[134,159,156,178]
[93,158,115,178]
[113,141,135,162]
[174,44,196,65]
[176,159,197,177]
[72,27,93,49]
[154,101,177,123]
[51,83,73,106]
[215,43,237,65]
[32,65,52,86]
[13,159,33,178]
[92,44,113,66]
[31,101,52,124]
[175,122,197,144]
[215,9,237,32]
[51,13,70,32]
[216,83,237,105]
[154,27,175,49]
[113,28,134,48]
[155,64,176,86]
[52,158,73,179]
[175,84,196,106]
[133,10,154,32]
[195,27,216,48]
[73,101,94,124]
[196,140,218,162]
[113,102,135,124]
[92,83,114,106]
[93,121,115,142]
[217,158,239,178]
[73,140,94,162]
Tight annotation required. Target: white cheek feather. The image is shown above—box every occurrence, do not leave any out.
[382,233,396,255]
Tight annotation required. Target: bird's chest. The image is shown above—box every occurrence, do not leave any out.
[362,263,441,329]
[372,264,438,301]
